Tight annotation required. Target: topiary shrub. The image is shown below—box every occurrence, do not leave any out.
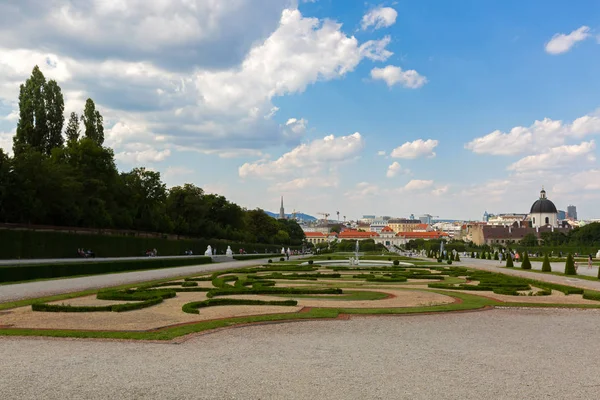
[487,253,492,260]
[388,257,392,261]
[181,281,198,287]
[564,253,577,275]
[268,259,273,263]
[494,252,499,260]
[327,256,332,260]
[471,251,475,258]
[393,260,400,266]
[505,255,514,268]
[437,258,443,263]
[521,252,532,270]
[541,253,552,272]
[308,260,314,265]
[447,260,453,265]
[182,298,298,314]
[279,257,285,262]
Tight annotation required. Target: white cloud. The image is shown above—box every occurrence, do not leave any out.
[545,26,591,55]
[161,166,194,187]
[0,130,14,155]
[115,145,171,164]
[558,169,600,192]
[377,150,386,156]
[371,65,427,89]
[345,182,380,199]
[272,176,337,192]
[390,139,438,159]
[239,132,364,178]
[431,185,449,196]
[507,141,596,172]
[386,161,409,178]
[361,7,398,31]
[465,113,600,155]
[402,179,433,191]
[0,7,393,157]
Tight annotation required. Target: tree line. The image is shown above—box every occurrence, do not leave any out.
[0,66,305,246]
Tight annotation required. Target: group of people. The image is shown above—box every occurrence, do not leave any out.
[145,249,158,257]
[76,248,95,258]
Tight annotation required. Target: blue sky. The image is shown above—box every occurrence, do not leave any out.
[1,0,600,220]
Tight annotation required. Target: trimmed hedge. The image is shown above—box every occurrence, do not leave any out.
[182,298,298,314]
[233,254,272,260]
[181,281,198,287]
[206,287,343,298]
[582,292,600,301]
[96,288,176,301]
[184,276,213,281]
[0,256,212,283]
[0,229,300,259]
[32,296,165,313]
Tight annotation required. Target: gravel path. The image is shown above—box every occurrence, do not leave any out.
[0,257,295,303]
[2,308,600,399]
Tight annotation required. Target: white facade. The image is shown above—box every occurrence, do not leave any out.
[531,212,557,228]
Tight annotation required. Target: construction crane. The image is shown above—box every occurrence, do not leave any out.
[318,212,330,224]
[291,209,303,221]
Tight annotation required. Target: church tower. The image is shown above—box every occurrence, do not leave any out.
[279,196,286,219]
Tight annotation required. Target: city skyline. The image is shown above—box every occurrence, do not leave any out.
[1,1,600,219]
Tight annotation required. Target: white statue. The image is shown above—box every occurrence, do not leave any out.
[226,246,233,257]
[596,250,600,259]
[287,247,291,255]
[204,245,213,257]
[281,247,285,254]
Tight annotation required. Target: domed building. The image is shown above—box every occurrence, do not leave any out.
[529,188,558,228]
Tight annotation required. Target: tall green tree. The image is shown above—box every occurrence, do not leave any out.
[82,98,104,145]
[521,252,532,269]
[14,66,48,154]
[43,79,65,153]
[65,112,80,144]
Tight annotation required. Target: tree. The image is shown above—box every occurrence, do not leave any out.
[65,112,80,144]
[521,252,531,270]
[454,252,460,262]
[43,79,65,153]
[541,253,552,272]
[494,251,499,260]
[505,254,514,268]
[520,233,538,247]
[14,66,48,155]
[82,98,104,145]
[564,253,577,275]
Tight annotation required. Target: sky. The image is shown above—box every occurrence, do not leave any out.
[1,0,600,221]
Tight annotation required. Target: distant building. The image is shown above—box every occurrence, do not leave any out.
[557,210,566,220]
[483,211,490,222]
[387,219,422,233]
[278,196,286,220]
[419,214,433,225]
[530,188,557,228]
[567,205,577,221]
[487,214,528,226]
[369,220,388,233]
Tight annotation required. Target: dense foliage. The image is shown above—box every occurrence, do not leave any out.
[0,67,304,246]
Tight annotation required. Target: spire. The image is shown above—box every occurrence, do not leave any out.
[279,196,285,219]
[540,186,546,199]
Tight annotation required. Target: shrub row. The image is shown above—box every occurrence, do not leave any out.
[0,256,212,283]
[97,288,176,301]
[582,292,600,301]
[32,296,165,313]
[232,254,272,260]
[206,287,343,298]
[184,276,213,281]
[182,298,298,314]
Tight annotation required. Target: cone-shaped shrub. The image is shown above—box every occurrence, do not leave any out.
[487,252,492,260]
[494,252,499,260]
[471,251,475,258]
[541,253,552,272]
[505,254,514,268]
[521,252,532,270]
[455,253,460,262]
[564,253,577,275]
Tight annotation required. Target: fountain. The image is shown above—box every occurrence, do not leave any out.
[226,246,233,257]
[349,240,361,265]
[204,245,213,257]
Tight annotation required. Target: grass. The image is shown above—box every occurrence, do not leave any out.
[3,258,600,341]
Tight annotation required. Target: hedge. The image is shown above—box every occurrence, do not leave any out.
[0,256,212,283]
[206,287,343,298]
[181,281,198,287]
[0,229,300,259]
[232,254,272,260]
[32,296,165,313]
[582,292,600,301]
[182,298,298,314]
[96,289,176,301]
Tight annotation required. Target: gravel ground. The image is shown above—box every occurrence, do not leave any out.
[2,308,600,399]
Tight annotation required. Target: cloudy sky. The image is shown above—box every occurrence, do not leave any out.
[1,0,600,220]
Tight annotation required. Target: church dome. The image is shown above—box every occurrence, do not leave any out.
[530,189,557,214]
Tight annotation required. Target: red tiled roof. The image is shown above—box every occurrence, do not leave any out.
[380,226,394,233]
[395,231,449,239]
[414,223,429,230]
[338,231,380,239]
[304,232,325,237]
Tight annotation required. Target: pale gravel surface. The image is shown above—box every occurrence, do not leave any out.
[2,308,600,399]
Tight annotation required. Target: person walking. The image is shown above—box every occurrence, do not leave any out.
[589,254,593,270]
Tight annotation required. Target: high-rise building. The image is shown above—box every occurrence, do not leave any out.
[419,214,433,225]
[279,196,286,219]
[557,210,566,220]
[567,205,577,221]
